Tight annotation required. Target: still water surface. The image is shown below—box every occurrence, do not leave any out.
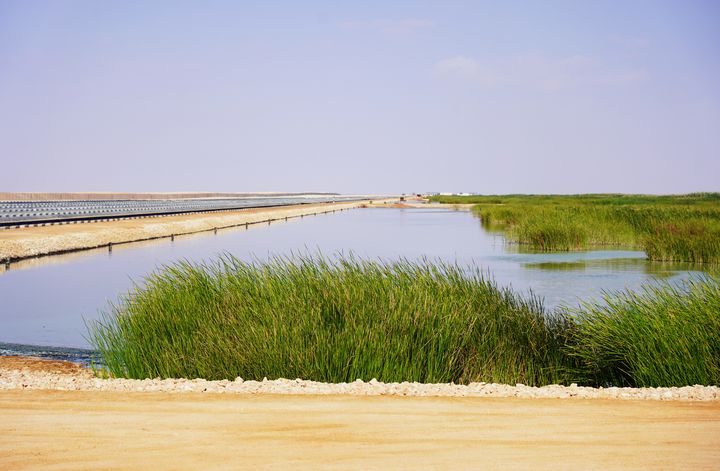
[0,208,703,354]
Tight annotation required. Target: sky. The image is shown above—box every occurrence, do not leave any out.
[1,1,718,194]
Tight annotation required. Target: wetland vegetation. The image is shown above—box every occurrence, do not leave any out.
[89,255,571,386]
[429,193,720,264]
[89,255,720,388]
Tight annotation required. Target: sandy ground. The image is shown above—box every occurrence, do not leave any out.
[1,389,718,470]
[0,356,88,376]
[1,358,719,469]
[0,200,394,262]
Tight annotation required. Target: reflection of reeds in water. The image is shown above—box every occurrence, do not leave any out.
[523,261,590,271]
[89,255,720,388]
[437,193,720,264]
[522,258,702,278]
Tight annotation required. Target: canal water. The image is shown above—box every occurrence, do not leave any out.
[0,208,703,360]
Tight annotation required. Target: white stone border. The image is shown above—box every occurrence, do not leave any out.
[2,368,718,400]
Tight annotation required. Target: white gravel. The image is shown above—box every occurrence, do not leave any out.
[1,365,718,400]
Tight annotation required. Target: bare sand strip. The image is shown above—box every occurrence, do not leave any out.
[0,200,392,262]
[1,389,718,469]
[1,359,718,468]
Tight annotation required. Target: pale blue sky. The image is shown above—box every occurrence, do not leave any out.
[1,1,718,194]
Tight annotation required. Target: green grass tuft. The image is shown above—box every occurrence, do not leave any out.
[566,274,720,387]
[89,255,720,387]
[88,254,572,385]
[429,193,720,263]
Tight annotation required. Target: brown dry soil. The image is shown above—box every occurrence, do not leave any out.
[0,356,88,376]
[1,358,719,470]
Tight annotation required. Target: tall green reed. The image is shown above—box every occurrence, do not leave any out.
[430,194,720,263]
[89,254,572,385]
[89,255,720,387]
[565,274,720,387]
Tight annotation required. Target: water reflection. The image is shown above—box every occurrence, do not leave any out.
[523,257,701,278]
[0,208,706,349]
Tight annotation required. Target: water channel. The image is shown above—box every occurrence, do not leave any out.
[0,207,703,362]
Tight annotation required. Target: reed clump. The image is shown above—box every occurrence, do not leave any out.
[566,274,720,387]
[89,255,720,387]
[429,193,720,263]
[89,255,571,385]
[643,220,720,263]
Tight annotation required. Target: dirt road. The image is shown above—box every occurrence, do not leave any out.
[1,389,718,470]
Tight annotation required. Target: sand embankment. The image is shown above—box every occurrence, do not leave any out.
[1,358,718,470]
[0,200,389,262]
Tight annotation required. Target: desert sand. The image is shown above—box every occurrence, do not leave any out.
[1,357,719,469]
[1,389,718,470]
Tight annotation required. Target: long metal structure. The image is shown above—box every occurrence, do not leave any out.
[0,195,380,228]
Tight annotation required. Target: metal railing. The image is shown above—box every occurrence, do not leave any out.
[0,195,385,228]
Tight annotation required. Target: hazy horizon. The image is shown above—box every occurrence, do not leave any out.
[1,1,718,195]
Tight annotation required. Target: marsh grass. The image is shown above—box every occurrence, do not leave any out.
[89,255,720,387]
[566,274,720,387]
[430,194,720,263]
[89,254,572,385]
[643,220,720,263]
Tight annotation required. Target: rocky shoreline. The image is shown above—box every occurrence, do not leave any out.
[1,356,718,400]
